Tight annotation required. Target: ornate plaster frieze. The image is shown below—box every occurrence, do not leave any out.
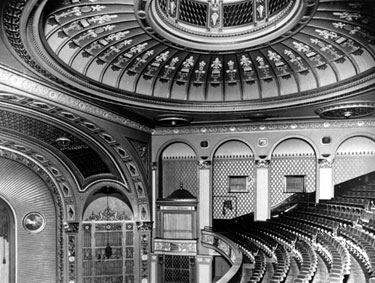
[152,119,375,136]
[0,65,152,133]
[154,239,197,255]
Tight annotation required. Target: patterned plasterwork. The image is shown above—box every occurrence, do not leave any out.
[0,65,151,133]
[152,118,375,135]
[2,0,375,113]
[0,82,151,218]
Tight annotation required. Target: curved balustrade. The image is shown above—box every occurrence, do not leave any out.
[201,227,243,283]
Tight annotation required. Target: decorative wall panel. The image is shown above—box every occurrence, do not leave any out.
[213,158,255,219]
[82,220,136,283]
[334,154,375,185]
[162,158,198,198]
[270,156,316,207]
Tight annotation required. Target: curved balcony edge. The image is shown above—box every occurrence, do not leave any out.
[201,226,243,283]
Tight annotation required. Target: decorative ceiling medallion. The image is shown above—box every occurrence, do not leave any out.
[155,114,192,126]
[147,0,303,50]
[315,102,375,119]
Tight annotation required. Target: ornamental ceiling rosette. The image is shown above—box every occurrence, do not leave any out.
[3,0,375,113]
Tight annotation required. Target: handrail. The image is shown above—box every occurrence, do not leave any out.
[201,226,243,283]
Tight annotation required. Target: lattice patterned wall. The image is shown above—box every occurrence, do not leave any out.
[162,158,198,198]
[213,158,255,219]
[270,156,316,207]
[334,154,375,184]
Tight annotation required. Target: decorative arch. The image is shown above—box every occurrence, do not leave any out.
[82,180,136,221]
[334,135,375,185]
[270,138,317,207]
[80,181,142,283]
[0,133,83,283]
[210,137,255,161]
[212,140,255,219]
[0,149,65,283]
[158,141,198,199]
[270,135,319,159]
[334,133,375,154]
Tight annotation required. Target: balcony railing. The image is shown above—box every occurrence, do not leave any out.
[201,226,243,283]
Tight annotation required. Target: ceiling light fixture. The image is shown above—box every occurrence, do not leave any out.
[55,137,71,148]
[315,102,375,119]
[155,114,192,127]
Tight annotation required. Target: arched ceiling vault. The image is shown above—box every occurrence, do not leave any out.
[2,0,375,125]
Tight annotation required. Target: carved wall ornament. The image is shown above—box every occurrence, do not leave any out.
[255,159,270,168]
[85,206,131,221]
[318,158,334,168]
[257,138,268,147]
[23,212,46,233]
[197,159,212,169]
[63,222,80,233]
[137,221,153,231]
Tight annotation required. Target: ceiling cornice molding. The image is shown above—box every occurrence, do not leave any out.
[151,118,375,136]
[0,63,152,133]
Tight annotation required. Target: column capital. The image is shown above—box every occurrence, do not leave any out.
[151,162,157,171]
[318,158,334,168]
[197,159,211,170]
[255,159,270,168]
[137,221,153,231]
[64,222,79,233]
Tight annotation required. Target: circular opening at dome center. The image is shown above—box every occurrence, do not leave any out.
[146,0,303,51]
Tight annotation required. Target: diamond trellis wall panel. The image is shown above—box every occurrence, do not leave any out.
[270,157,316,207]
[213,158,255,219]
[334,154,375,185]
[162,158,198,198]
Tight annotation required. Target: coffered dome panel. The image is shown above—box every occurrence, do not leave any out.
[3,0,375,114]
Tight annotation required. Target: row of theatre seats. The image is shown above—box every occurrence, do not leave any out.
[222,184,375,283]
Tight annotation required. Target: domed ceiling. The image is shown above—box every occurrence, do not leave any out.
[2,0,375,124]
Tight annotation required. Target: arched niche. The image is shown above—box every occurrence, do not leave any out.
[334,136,375,185]
[270,138,316,207]
[159,142,198,199]
[83,186,134,220]
[0,198,15,283]
[212,140,255,220]
[81,186,137,283]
